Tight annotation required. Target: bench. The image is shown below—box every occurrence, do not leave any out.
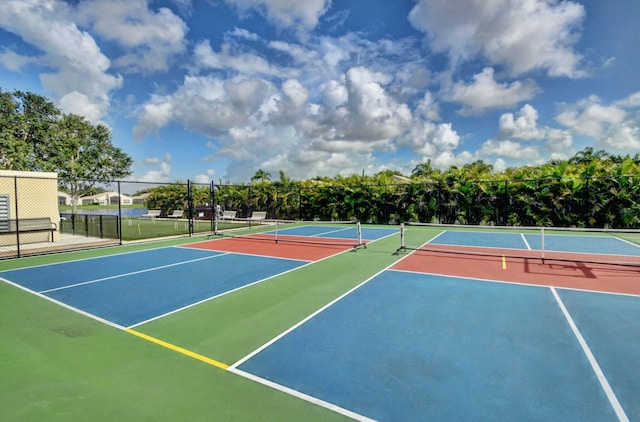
[220,210,237,220]
[247,211,267,221]
[141,209,162,218]
[0,218,58,242]
[167,210,184,218]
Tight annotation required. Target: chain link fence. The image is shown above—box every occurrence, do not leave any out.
[0,173,638,259]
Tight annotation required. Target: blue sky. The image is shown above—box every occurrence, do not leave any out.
[1,0,639,183]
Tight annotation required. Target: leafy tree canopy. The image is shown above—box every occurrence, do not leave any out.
[0,88,133,210]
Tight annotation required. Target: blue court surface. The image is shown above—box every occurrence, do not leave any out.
[0,247,306,327]
[431,230,640,256]
[235,270,640,421]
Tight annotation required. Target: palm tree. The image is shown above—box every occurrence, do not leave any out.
[251,169,271,183]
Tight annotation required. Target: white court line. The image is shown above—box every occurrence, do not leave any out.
[311,226,353,237]
[0,245,181,272]
[520,233,532,250]
[227,244,419,419]
[127,257,317,328]
[550,287,629,422]
[228,367,375,422]
[39,252,230,294]
[0,276,125,330]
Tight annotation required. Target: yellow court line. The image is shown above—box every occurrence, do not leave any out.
[502,255,507,270]
[126,328,229,370]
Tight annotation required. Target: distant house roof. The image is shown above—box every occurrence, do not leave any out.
[392,175,412,183]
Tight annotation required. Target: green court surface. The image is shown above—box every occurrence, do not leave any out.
[0,228,401,421]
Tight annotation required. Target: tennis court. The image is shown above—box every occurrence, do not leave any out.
[1,222,639,421]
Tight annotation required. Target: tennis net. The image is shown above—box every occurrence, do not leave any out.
[398,222,640,266]
[210,219,366,250]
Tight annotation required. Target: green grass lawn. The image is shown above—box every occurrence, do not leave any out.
[59,215,252,241]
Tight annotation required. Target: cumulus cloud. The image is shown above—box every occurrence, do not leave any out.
[479,139,541,160]
[600,124,640,150]
[194,40,285,78]
[0,49,37,71]
[0,0,122,122]
[342,66,412,140]
[555,95,626,137]
[554,92,640,151]
[403,122,460,157]
[448,68,540,115]
[480,104,574,163]
[409,0,586,77]
[75,0,188,73]
[499,104,544,140]
[224,0,330,33]
[139,153,172,182]
[133,75,273,139]
[195,169,216,184]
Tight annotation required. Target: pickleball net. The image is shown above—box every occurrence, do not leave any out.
[210,219,366,250]
[398,222,640,266]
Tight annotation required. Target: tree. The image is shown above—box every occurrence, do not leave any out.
[0,89,60,170]
[251,169,271,183]
[0,89,133,212]
[47,114,133,212]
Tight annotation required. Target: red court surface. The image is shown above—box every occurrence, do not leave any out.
[185,235,359,261]
[393,250,640,295]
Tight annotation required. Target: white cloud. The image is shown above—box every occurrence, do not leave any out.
[75,0,188,73]
[58,91,105,123]
[194,40,284,77]
[499,104,544,139]
[448,68,539,115]
[133,95,174,139]
[224,0,329,33]
[267,79,309,124]
[600,124,640,150]
[555,95,626,137]
[409,0,586,77]
[228,27,259,41]
[479,139,541,160]
[402,121,460,158]
[0,0,122,122]
[133,75,274,140]
[195,169,216,184]
[0,49,37,71]
[431,150,475,169]
[480,104,574,162]
[342,66,412,140]
[138,153,172,182]
[561,92,640,151]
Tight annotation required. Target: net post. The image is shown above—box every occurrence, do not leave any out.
[400,222,405,251]
[356,221,365,249]
[540,226,545,263]
[275,219,279,244]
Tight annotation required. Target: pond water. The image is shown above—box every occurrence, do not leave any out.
[59,208,149,218]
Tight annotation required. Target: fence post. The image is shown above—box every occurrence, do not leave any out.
[437,181,443,224]
[13,176,21,258]
[585,177,590,228]
[117,180,123,244]
[187,180,194,236]
[214,180,219,233]
[504,180,509,225]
